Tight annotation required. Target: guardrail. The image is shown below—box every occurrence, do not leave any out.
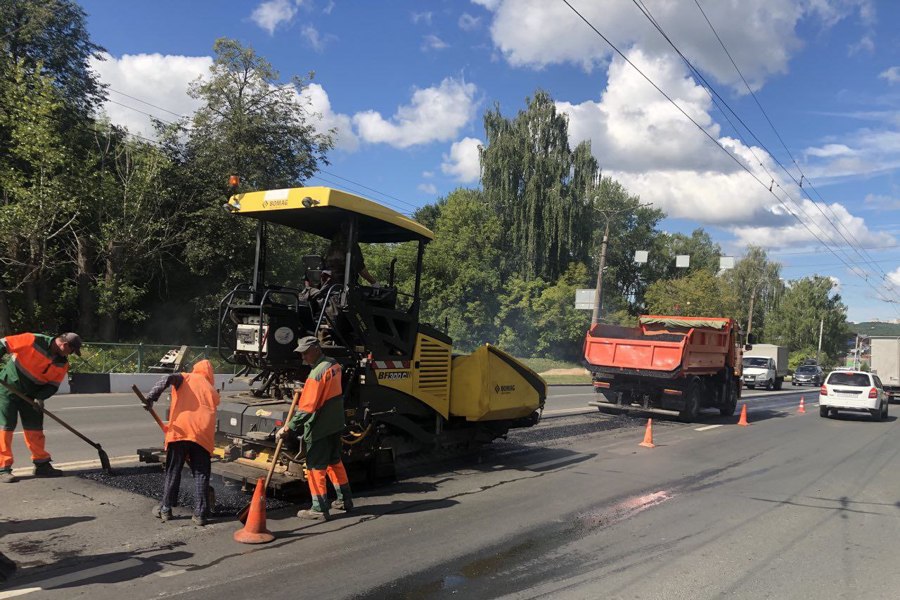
[68,342,236,374]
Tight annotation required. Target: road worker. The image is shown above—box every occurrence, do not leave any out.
[276,336,353,519]
[143,359,220,526]
[0,332,81,483]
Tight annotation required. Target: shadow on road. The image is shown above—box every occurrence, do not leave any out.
[0,515,95,537]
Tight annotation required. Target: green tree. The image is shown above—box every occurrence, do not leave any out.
[481,90,597,281]
[724,246,782,343]
[420,188,503,351]
[765,275,848,358]
[161,38,335,337]
[644,270,737,317]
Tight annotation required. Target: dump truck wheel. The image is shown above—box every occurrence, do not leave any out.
[679,384,700,422]
[719,385,738,417]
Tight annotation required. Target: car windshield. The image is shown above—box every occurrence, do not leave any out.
[742,357,769,368]
[827,372,870,387]
[796,367,817,374]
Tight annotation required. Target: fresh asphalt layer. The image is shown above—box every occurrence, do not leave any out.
[4,385,896,599]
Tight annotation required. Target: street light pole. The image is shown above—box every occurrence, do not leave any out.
[590,201,652,327]
[590,219,611,327]
[816,317,824,365]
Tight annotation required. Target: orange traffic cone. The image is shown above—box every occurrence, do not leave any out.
[798,396,806,414]
[234,477,275,544]
[737,403,749,426]
[639,418,656,448]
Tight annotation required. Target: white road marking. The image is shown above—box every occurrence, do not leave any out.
[0,558,143,598]
[694,425,723,431]
[545,407,594,416]
[157,568,187,578]
[10,455,140,475]
[549,392,596,399]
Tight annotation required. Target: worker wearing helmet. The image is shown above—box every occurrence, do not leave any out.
[143,359,220,526]
[276,336,353,520]
[0,332,81,483]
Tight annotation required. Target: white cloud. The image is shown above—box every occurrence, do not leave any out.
[353,78,477,148]
[411,11,432,25]
[459,13,481,31]
[422,34,448,51]
[422,171,434,178]
[879,66,900,84]
[829,275,842,292]
[888,266,900,288]
[418,183,438,194]
[848,34,875,55]
[441,137,482,183]
[302,25,334,52]
[300,83,358,152]
[323,0,334,15]
[805,143,854,158]
[864,193,900,210]
[478,0,871,92]
[90,52,211,137]
[251,0,297,35]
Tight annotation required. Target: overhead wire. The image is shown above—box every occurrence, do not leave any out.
[690,0,898,299]
[560,0,900,315]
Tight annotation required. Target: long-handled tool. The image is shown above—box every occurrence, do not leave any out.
[0,379,113,474]
[131,385,167,433]
[238,389,302,523]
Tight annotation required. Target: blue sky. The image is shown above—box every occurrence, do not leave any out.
[77,0,900,323]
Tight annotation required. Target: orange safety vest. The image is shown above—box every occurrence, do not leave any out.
[165,360,220,454]
[2,333,68,389]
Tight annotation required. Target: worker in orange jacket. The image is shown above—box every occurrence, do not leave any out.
[142,359,220,526]
[276,336,352,520]
[0,332,81,483]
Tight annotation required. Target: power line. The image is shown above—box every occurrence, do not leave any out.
[560,0,900,317]
[631,0,885,291]
[691,0,895,294]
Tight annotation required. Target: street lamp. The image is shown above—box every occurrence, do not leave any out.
[590,201,653,327]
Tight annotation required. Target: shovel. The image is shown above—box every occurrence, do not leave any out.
[237,389,302,523]
[0,379,113,474]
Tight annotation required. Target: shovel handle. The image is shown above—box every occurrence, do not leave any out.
[0,380,100,450]
[131,385,168,433]
[263,389,303,491]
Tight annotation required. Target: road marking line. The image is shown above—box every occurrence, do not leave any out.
[545,407,594,416]
[694,425,723,431]
[157,568,187,578]
[0,558,144,598]
[10,455,140,475]
[0,588,42,599]
[549,392,596,399]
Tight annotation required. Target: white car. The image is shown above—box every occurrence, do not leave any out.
[819,370,888,421]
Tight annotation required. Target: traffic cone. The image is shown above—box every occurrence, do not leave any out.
[798,396,806,414]
[639,418,656,448]
[233,477,275,544]
[737,403,749,426]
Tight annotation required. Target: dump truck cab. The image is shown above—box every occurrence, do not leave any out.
[208,184,545,491]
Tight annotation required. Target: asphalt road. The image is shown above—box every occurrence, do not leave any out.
[5,384,895,600]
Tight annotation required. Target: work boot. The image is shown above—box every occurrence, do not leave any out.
[296,508,330,521]
[191,515,208,526]
[331,499,353,512]
[33,462,64,478]
[152,506,172,522]
[0,469,17,483]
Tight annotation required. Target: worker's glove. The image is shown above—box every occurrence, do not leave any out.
[275,426,291,441]
[33,398,44,412]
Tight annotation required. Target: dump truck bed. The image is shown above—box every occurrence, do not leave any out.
[584,316,735,377]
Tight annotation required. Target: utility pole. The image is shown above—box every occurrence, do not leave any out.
[854,333,860,370]
[590,201,652,327]
[816,317,824,365]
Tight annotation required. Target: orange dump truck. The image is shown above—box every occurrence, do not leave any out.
[583,315,742,422]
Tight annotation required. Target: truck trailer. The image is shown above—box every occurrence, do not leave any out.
[583,315,742,422]
[870,336,900,401]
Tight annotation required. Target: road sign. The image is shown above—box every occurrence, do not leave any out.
[676,255,690,268]
[634,250,648,264]
[575,288,596,310]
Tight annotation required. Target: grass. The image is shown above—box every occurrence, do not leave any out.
[540,373,592,385]
[518,357,584,373]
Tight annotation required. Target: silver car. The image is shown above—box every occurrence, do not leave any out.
[819,370,888,421]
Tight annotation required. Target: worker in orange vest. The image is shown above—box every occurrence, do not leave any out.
[0,332,81,483]
[142,359,220,526]
[276,336,353,520]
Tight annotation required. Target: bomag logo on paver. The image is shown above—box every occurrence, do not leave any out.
[495,384,516,394]
[378,371,410,380]
[262,199,289,208]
